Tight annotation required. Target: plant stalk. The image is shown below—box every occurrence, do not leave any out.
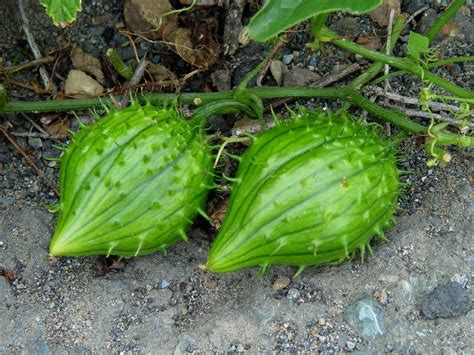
[424,0,466,43]
[319,27,474,99]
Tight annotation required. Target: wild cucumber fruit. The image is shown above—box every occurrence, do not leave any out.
[49,103,213,257]
[207,112,400,274]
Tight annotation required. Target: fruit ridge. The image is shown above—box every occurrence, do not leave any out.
[49,103,214,257]
[207,111,400,273]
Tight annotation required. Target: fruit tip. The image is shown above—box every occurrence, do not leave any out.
[197,263,209,271]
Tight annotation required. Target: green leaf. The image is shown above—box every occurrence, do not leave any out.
[248,0,383,42]
[40,0,82,26]
[407,31,429,63]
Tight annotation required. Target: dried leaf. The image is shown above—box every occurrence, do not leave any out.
[44,119,70,139]
[174,28,197,65]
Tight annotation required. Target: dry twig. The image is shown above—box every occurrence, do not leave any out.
[17,0,51,90]
[0,56,55,75]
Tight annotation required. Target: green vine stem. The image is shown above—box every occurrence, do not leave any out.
[1,86,471,147]
[424,0,466,44]
[372,56,474,85]
[318,27,474,99]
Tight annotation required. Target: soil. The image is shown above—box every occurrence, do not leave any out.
[0,0,473,353]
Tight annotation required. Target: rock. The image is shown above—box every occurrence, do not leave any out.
[417,8,437,35]
[282,54,294,65]
[124,0,177,40]
[27,137,42,150]
[329,17,359,36]
[439,9,474,43]
[419,281,472,319]
[343,294,384,338]
[160,280,170,289]
[369,0,401,27]
[270,60,284,86]
[283,67,321,87]
[272,275,291,291]
[450,273,468,288]
[356,36,382,51]
[64,70,104,96]
[211,69,232,92]
[71,47,104,84]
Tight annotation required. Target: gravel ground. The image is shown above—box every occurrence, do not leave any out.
[1,0,473,353]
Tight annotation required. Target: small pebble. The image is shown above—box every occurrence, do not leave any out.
[283,54,294,65]
[28,137,43,149]
[346,340,356,351]
[160,280,170,289]
[272,275,291,291]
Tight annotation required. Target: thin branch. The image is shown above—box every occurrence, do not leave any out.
[383,102,469,127]
[17,0,50,89]
[0,56,55,75]
[368,86,465,113]
[10,131,62,140]
[384,8,396,94]
[404,5,430,29]
[20,113,50,136]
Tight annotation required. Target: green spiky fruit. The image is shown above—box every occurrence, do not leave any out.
[207,112,400,273]
[49,103,213,257]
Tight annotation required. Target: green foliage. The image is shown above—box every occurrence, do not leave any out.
[248,0,382,41]
[49,103,214,257]
[40,0,82,26]
[207,112,400,273]
[407,31,430,64]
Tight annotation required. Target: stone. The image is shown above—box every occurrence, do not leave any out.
[329,17,359,36]
[160,280,170,289]
[343,294,384,338]
[369,0,401,27]
[450,273,468,288]
[64,70,104,96]
[417,9,437,35]
[124,0,177,40]
[419,281,472,319]
[283,67,321,87]
[282,54,294,65]
[270,60,284,86]
[28,137,43,150]
[211,69,232,92]
[71,47,104,84]
[272,275,291,291]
